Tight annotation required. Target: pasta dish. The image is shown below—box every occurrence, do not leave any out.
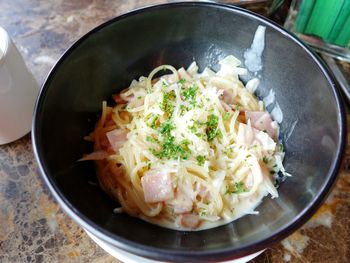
[82,55,289,230]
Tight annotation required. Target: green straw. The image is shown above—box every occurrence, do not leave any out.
[334,14,350,47]
[327,0,350,44]
[295,0,316,33]
[304,0,345,40]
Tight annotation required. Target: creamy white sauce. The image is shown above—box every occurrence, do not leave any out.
[263,89,275,107]
[244,25,266,72]
[271,102,283,123]
[141,185,270,231]
[246,78,260,93]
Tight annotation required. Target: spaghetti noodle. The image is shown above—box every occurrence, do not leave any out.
[83,55,289,230]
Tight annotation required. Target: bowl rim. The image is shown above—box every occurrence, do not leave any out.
[32,1,347,262]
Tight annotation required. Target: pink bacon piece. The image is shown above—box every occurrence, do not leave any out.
[180,214,200,229]
[141,171,174,203]
[245,111,277,140]
[106,129,128,153]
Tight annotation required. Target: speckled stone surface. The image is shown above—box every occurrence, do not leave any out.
[0,1,349,262]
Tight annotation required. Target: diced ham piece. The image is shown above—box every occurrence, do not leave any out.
[237,123,276,152]
[171,190,193,214]
[222,89,235,105]
[141,171,174,203]
[112,93,128,104]
[245,111,277,140]
[180,214,200,229]
[106,129,128,153]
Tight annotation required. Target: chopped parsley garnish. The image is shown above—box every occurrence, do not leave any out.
[188,124,197,133]
[180,104,187,115]
[225,182,248,195]
[270,170,275,175]
[279,143,284,152]
[151,136,188,160]
[188,120,206,135]
[178,79,186,85]
[223,112,230,121]
[149,116,159,129]
[159,121,174,135]
[194,120,206,126]
[137,96,142,99]
[181,139,190,146]
[262,156,269,164]
[206,114,220,141]
[149,118,190,160]
[160,91,175,116]
[196,155,206,166]
[233,182,247,193]
[181,84,198,106]
[235,103,241,111]
[199,208,207,217]
[146,136,158,143]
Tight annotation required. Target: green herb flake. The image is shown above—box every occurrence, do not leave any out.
[279,143,284,152]
[181,84,198,106]
[155,136,189,159]
[149,116,159,129]
[223,112,230,121]
[160,91,175,116]
[181,139,190,148]
[159,121,174,136]
[149,148,158,155]
[188,124,197,133]
[194,120,206,126]
[262,156,269,164]
[178,79,186,85]
[180,104,187,115]
[196,155,206,166]
[233,182,247,194]
[146,136,159,143]
[225,182,248,195]
[199,208,207,217]
[206,114,220,141]
[236,103,241,111]
[137,96,142,99]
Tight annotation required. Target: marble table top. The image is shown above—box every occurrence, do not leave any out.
[0,1,349,262]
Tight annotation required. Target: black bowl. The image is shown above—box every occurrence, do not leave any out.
[32,2,346,262]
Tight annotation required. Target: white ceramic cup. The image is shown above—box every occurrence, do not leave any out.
[0,26,38,145]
